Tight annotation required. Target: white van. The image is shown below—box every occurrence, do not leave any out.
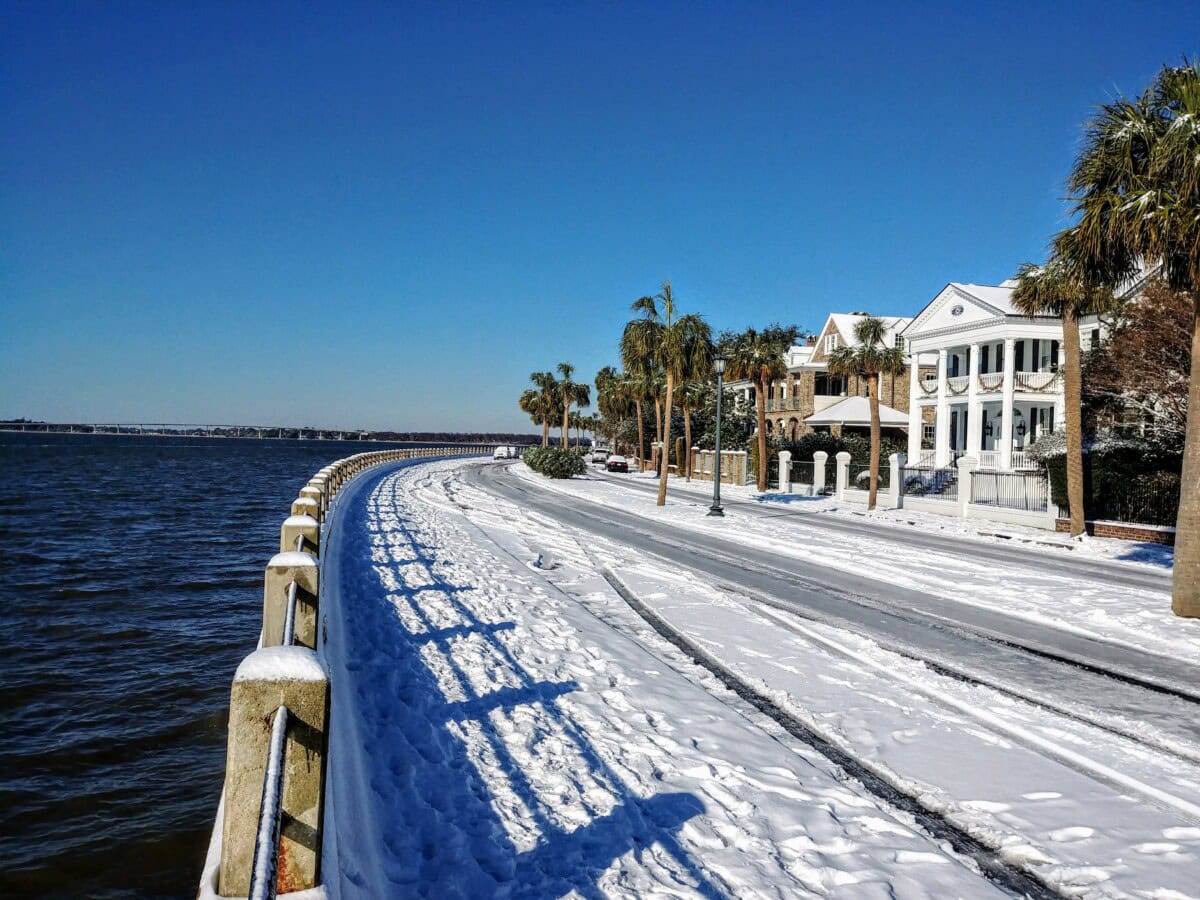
[493,445,518,460]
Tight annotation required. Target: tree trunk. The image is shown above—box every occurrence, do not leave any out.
[635,399,645,467]
[683,403,693,481]
[561,400,570,450]
[653,397,663,474]
[868,373,880,511]
[541,417,549,447]
[756,379,769,492]
[1173,298,1200,616]
[1063,308,1086,538]
[658,374,674,506]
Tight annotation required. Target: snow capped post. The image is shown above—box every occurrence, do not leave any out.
[835,451,850,500]
[218,645,329,897]
[813,450,828,494]
[956,454,977,519]
[298,485,323,521]
[262,551,319,649]
[290,495,319,520]
[889,453,904,508]
[778,450,792,493]
[280,513,319,555]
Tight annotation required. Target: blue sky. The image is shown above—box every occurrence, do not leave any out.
[1,1,1192,431]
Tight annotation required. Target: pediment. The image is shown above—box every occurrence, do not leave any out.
[904,285,1004,338]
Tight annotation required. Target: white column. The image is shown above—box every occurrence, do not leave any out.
[966,343,982,455]
[934,348,950,467]
[907,353,922,460]
[1053,343,1066,431]
[1000,337,1016,470]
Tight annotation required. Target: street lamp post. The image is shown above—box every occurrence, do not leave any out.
[708,356,727,517]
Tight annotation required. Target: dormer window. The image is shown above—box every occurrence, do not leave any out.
[894,335,904,352]
[825,334,839,353]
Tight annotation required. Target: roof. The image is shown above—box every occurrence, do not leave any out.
[804,395,909,427]
[950,283,1019,315]
[828,314,912,347]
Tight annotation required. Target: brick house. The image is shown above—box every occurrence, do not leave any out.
[730,313,936,440]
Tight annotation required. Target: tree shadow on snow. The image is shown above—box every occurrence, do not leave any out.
[328,471,722,898]
[753,492,826,505]
[1113,542,1174,568]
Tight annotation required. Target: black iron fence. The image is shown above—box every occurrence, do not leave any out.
[900,466,958,501]
[792,461,815,486]
[1089,473,1181,527]
[768,457,780,489]
[970,470,1049,512]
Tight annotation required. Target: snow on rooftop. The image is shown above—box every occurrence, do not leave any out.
[804,395,908,426]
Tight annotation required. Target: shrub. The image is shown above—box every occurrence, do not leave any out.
[524,446,586,479]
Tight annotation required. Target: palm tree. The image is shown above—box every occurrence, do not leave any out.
[518,388,544,434]
[679,370,712,480]
[555,362,590,449]
[1011,245,1115,538]
[826,317,906,510]
[1063,59,1199,615]
[725,325,801,491]
[528,371,558,447]
[622,310,663,470]
[626,282,712,505]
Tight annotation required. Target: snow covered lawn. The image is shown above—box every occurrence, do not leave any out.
[318,460,1020,898]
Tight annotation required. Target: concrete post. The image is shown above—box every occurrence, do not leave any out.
[813,451,828,494]
[262,551,319,649]
[280,514,320,555]
[956,454,977,519]
[298,486,323,522]
[778,450,792,493]
[835,451,850,500]
[889,453,904,508]
[935,348,950,467]
[907,353,922,461]
[290,496,320,519]
[219,646,329,897]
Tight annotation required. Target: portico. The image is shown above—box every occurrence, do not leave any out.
[902,282,1067,471]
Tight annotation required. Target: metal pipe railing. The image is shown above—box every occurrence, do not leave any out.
[248,706,289,900]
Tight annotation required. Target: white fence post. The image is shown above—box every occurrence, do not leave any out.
[778,450,792,493]
[889,453,904,509]
[813,451,828,495]
[835,451,850,500]
[956,454,977,519]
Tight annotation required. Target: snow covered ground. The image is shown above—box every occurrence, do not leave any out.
[309,457,1200,898]
[317,460,1034,898]
[510,465,1193,664]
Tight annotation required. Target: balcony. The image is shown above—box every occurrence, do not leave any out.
[946,375,969,395]
[978,372,1003,393]
[765,398,805,413]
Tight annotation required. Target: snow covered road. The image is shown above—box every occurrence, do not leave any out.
[459,460,1200,898]
[317,459,1025,898]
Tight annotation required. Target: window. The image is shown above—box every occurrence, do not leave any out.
[825,334,839,353]
[981,345,990,373]
[894,334,905,352]
[922,423,935,449]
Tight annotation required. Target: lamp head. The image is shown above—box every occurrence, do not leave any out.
[713,356,727,376]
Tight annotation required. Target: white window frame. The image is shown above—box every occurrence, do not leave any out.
[825,334,839,353]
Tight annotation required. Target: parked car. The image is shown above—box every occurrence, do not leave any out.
[493,445,519,460]
[590,447,610,463]
[605,454,629,473]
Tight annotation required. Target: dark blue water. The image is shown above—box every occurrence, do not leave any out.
[0,433,445,898]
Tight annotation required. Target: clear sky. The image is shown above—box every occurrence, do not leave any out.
[1,1,1192,432]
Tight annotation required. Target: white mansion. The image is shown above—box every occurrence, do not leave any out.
[902,280,1079,471]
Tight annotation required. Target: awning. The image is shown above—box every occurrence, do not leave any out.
[804,395,909,427]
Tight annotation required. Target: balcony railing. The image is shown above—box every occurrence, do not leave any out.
[920,377,939,395]
[1016,371,1060,392]
[978,372,1003,393]
[766,397,806,412]
[946,375,969,395]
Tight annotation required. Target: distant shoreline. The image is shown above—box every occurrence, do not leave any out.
[0,424,540,444]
